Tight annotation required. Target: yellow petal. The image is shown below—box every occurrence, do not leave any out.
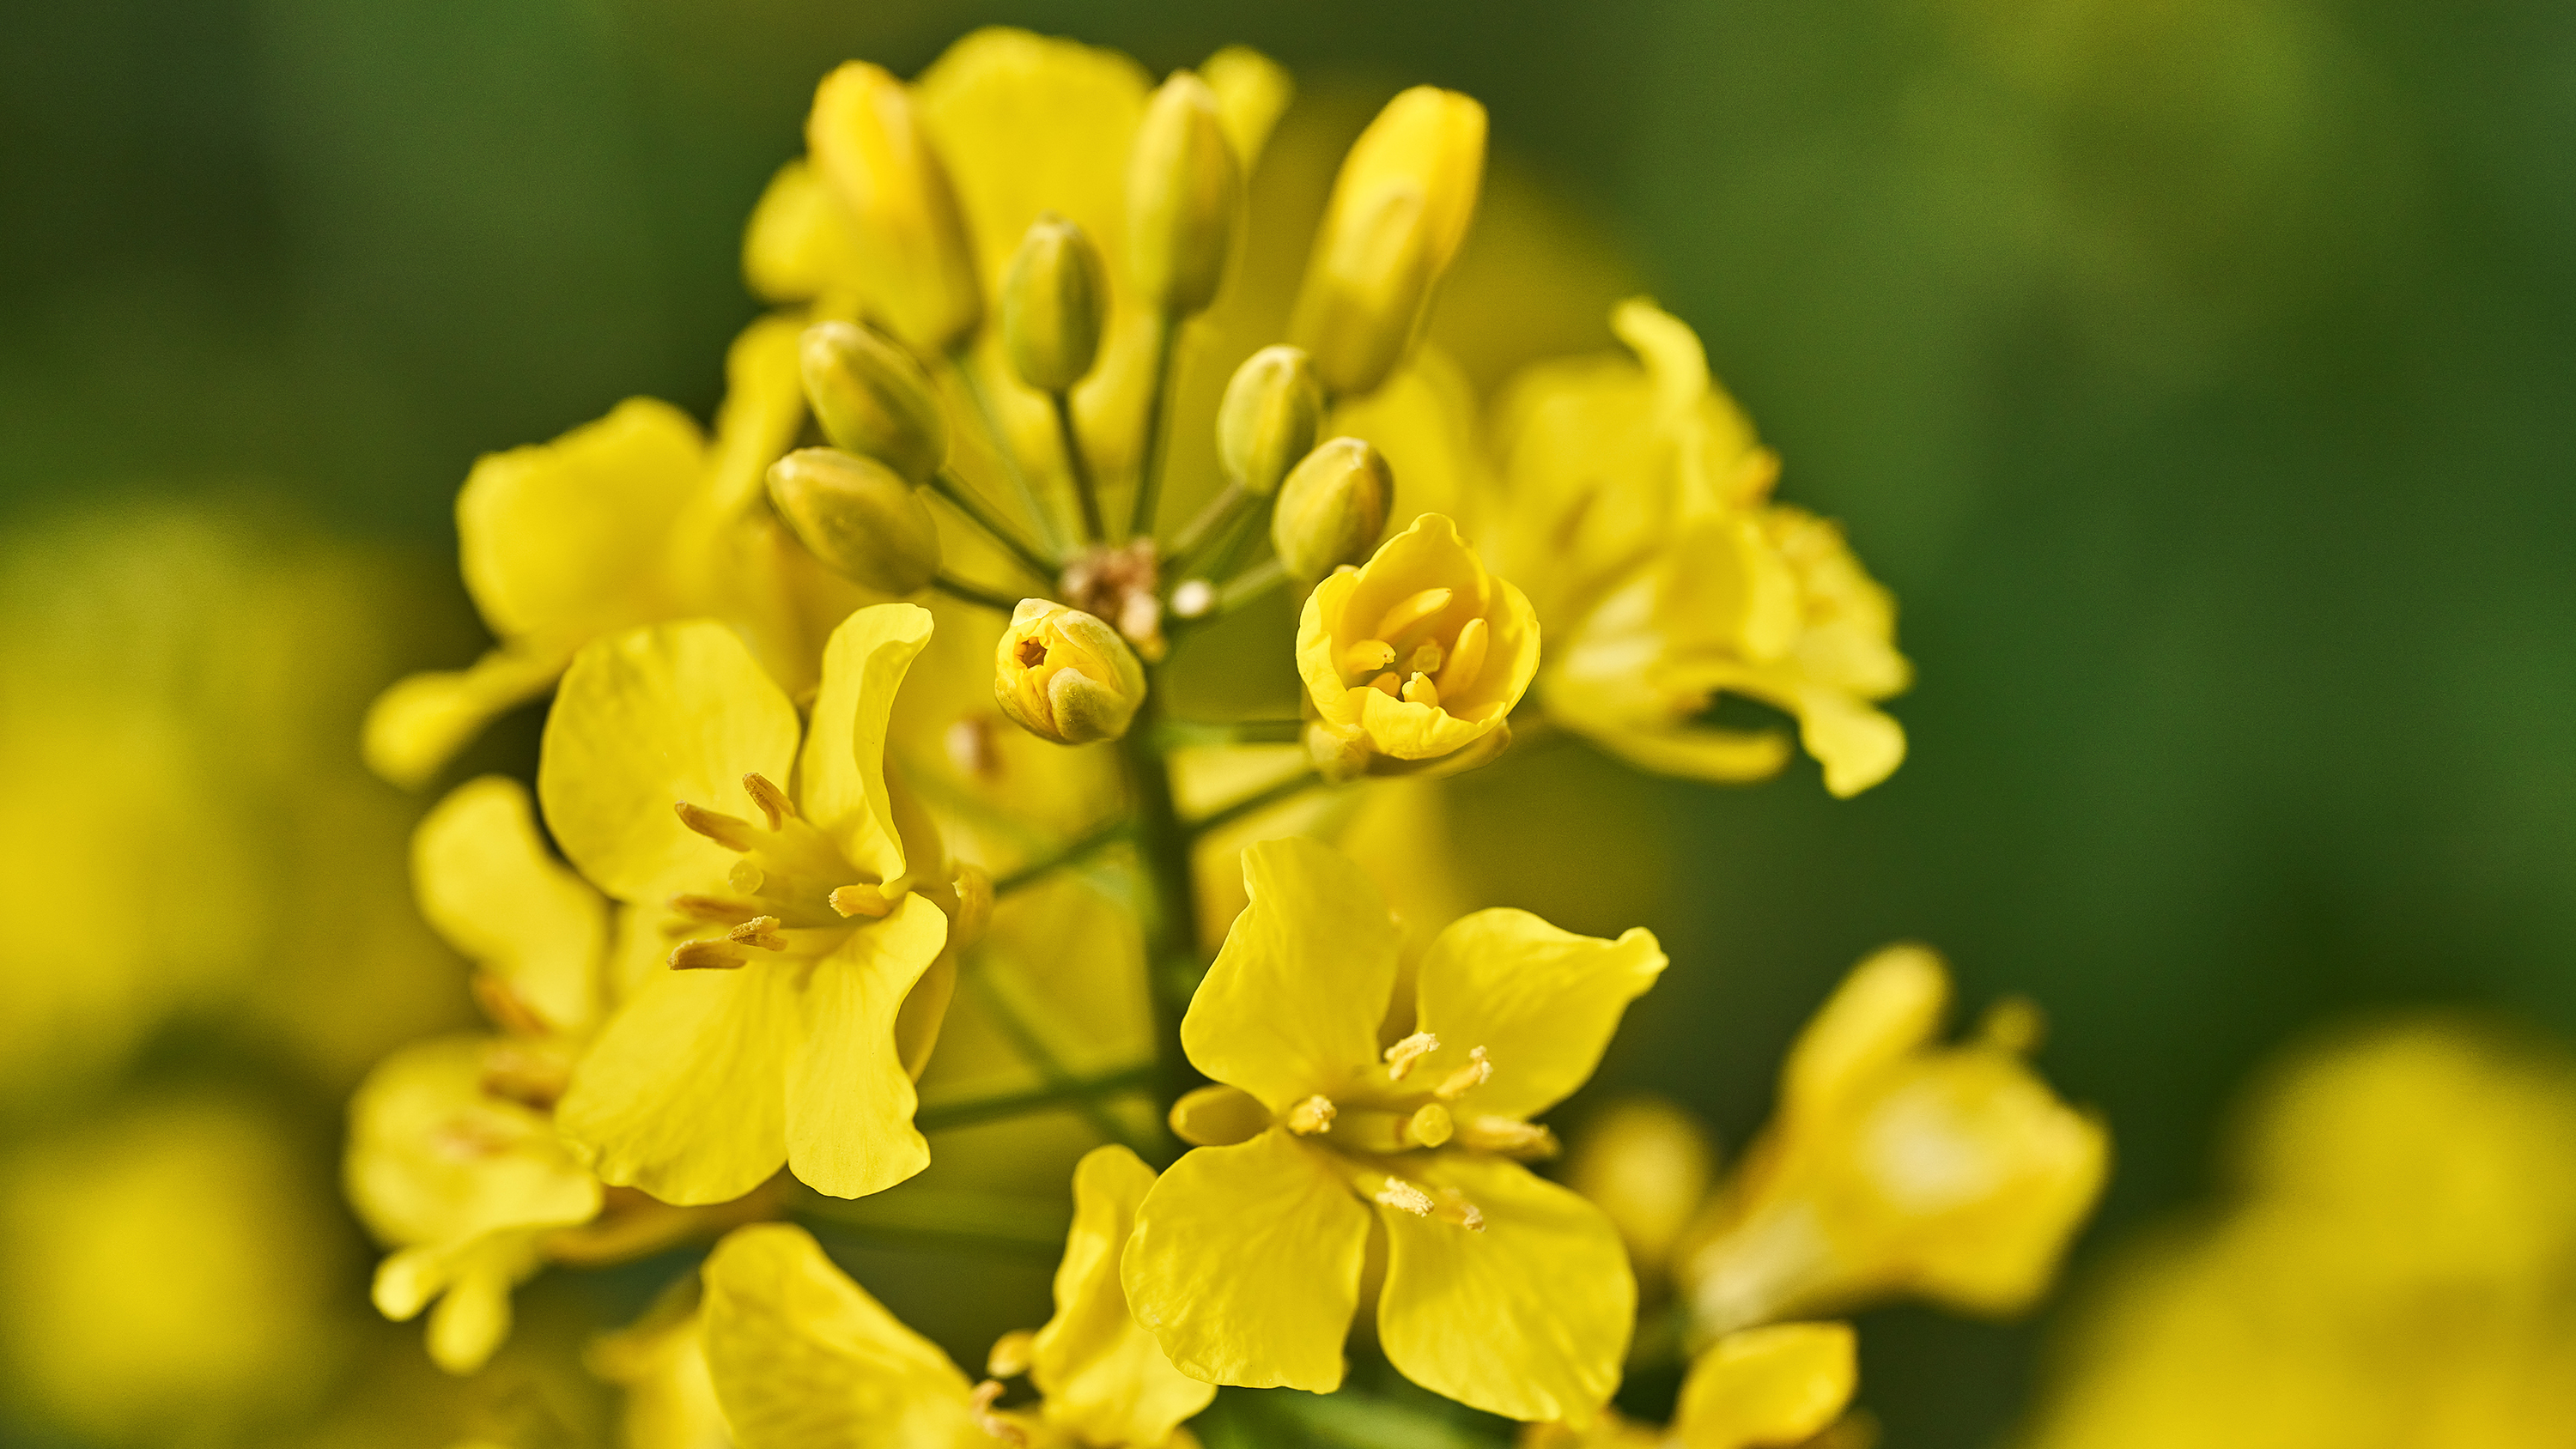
[700,1222,990,1449]
[1200,46,1292,173]
[458,397,703,644]
[1180,837,1398,1113]
[345,1035,600,1248]
[1795,687,1908,800]
[361,646,566,790]
[701,312,811,519]
[1673,1322,1858,1449]
[787,896,950,1199]
[555,966,796,1205]
[1783,944,1950,1119]
[743,159,866,306]
[425,1258,516,1374]
[1376,1154,1631,1425]
[1122,1129,1370,1392]
[1032,1146,1217,1446]
[1412,910,1665,1123]
[538,620,800,903]
[412,776,605,1035]
[798,603,936,888]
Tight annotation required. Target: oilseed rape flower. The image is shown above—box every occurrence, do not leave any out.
[544,605,954,1205]
[1684,944,2108,1336]
[1122,837,1665,1424]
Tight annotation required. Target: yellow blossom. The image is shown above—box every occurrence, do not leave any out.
[1296,512,1540,775]
[806,60,985,355]
[1521,1322,1864,1449]
[1683,945,2107,1336]
[995,598,1149,746]
[543,606,953,1205]
[1121,838,1663,1424]
[1022,1146,1217,1446]
[1492,300,1910,797]
[1567,1095,1719,1283]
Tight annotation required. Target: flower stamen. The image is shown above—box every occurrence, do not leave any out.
[1382,1031,1441,1080]
[829,883,897,919]
[670,939,748,971]
[1371,1175,1435,1216]
[968,1379,1026,1447]
[1286,1094,1338,1135]
[675,802,760,851]
[1433,1045,1492,1100]
[741,772,795,830]
[1375,586,1454,649]
[726,916,787,950]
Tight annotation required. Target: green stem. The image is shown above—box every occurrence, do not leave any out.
[1118,685,1206,1137]
[1188,767,1325,837]
[1213,555,1287,615]
[993,817,1132,895]
[966,949,1160,1159]
[914,1064,1155,1133]
[1054,392,1107,544]
[1164,481,1251,574]
[930,468,1058,584]
[1125,311,1181,542]
[1152,718,1306,750]
[947,354,1069,557]
[932,573,1022,614]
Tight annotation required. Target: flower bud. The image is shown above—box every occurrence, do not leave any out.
[766,447,941,595]
[993,598,1147,746]
[1289,87,1486,397]
[1001,213,1109,395]
[1216,346,1323,497]
[799,320,949,487]
[805,62,983,354]
[1126,71,1242,317]
[1271,437,1391,583]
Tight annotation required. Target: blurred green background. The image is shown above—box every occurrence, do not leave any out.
[7,0,2573,1445]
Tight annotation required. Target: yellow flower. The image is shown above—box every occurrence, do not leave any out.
[1492,300,1911,797]
[2021,1021,2576,1449]
[365,316,848,789]
[1295,513,1540,775]
[995,598,1150,746]
[1018,1146,1217,1446]
[543,605,953,1205]
[1566,1095,1718,1285]
[805,60,985,356]
[1682,945,2107,1336]
[1121,838,1664,1423]
[1521,1322,1863,1449]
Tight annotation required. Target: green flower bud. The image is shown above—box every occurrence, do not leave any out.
[1271,437,1393,582]
[1001,213,1109,395]
[993,598,1147,746]
[766,447,941,595]
[799,320,948,487]
[1216,345,1323,497]
[1126,71,1242,318]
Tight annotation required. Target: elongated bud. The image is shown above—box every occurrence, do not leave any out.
[1001,213,1108,394]
[805,62,983,354]
[1217,345,1323,497]
[800,320,948,486]
[1289,87,1486,397]
[1272,437,1392,582]
[993,598,1146,746]
[1127,71,1242,317]
[767,447,940,594]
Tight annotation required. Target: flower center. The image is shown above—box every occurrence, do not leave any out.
[1281,1033,1559,1234]
[1334,588,1492,712]
[663,772,891,970]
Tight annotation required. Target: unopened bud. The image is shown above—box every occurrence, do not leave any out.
[805,62,983,354]
[1001,213,1108,395]
[993,598,1146,746]
[1272,437,1391,582]
[1289,87,1486,397]
[800,320,948,486]
[1217,345,1323,497]
[767,447,941,594]
[1127,71,1242,317]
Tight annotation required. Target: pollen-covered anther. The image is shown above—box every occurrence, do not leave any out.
[1433,1045,1492,1100]
[1455,1114,1558,1158]
[670,893,762,923]
[828,883,896,919]
[1373,1176,1436,1216]
[1382,1031,1441,1081]
[669,939,749,971]
[726,915,787,951]
[968,1380,1027,1448]
[1433,1186,1486,1233]
[741,772,795,830]
[675,801,760,852]
[1287,1094,1338,1135]
[986,1330,1035,1379]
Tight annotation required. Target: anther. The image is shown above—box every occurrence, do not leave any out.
[1372,1176,1436,1216]
[742,773,795,830]
[1435,615,1489,696]
[1433,1045,1492,1100]
[675,802,760,852]
[1286,1094,1338,1135]
[1382,1031,1441,1081]
[829,883,897,919]
[1015,637,1048,668]
[1401,673,1441,708]
[968,1380,1026,1448]
[726,916,787,950]
[1340,638,1397,677]
[1406,1103,1454,1148]
[1455,1114,1558,1158]
[1374,587,1454,648]
[670,939,749,971]
[1433,1187,1486,1233]
[670,894,762,923]
[986,1330,1035,1379]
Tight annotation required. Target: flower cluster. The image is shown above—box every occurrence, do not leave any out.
[343,27,2104,1445]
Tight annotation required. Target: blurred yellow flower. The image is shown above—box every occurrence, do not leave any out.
[590,1290,736,1449]
[1122,838,1663,1424]
[1493,301,1910,797]
[542,607,951,1205]
[1684,945,2107,1336]
[2021,1020,2576,1449]
[1296,512,1540,777]
[1566,1095,1719,1285]
[1017,1145,1215,1446]
[1522,1321,1862,1449]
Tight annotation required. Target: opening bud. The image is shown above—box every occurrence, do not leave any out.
[800,320,948,486]
[1272,436,1392,583]
[1289,87,1486,397]
[805,62,983,354]
[1127,71,1242,317]
[1001,212,1108,395]
[1217,345,1324,497]
[993,598,1147,746]
[766,447,941,595]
